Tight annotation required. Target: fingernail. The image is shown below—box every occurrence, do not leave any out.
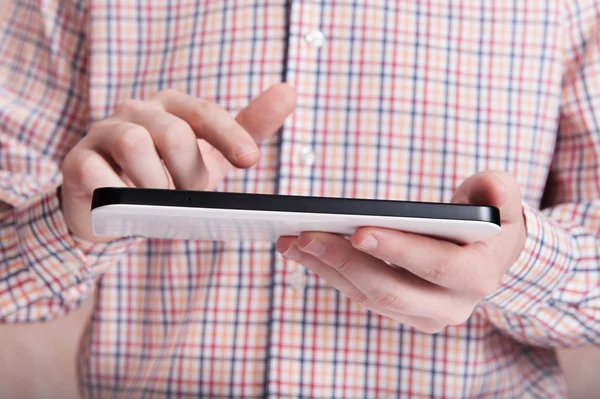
[300,239,326,256]
[235,142,258,160]
[282,246,302,261]
[356,234,378,250]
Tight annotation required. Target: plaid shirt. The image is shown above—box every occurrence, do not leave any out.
[1,0,600,397]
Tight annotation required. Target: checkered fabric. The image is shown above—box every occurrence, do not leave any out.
[1,1,600,397]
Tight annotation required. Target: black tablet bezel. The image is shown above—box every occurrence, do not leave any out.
[91,187,500,226]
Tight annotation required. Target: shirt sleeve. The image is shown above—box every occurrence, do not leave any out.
[0,0,136,322]
[479,0,600,348]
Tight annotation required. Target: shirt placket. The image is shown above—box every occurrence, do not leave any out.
[266,1,327,397]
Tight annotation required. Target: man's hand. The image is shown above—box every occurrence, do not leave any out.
[276,171,526,333]
[61,83,296,242]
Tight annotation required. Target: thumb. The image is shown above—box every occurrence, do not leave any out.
[451,171,523,224]
[235,82,297,143]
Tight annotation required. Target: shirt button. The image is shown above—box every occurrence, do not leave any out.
[289,268,307,291]
[304,30,326,48]
[298,146,316,166]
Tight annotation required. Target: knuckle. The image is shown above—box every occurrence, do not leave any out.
[348,290,368,305]
[61,150,77,174]
[372,291,404,310]
[155,88,180,101]
[115,125,151,157]
[388,247,409,267]
[116,99,143,115]
[331,254,354,274]
[190,99,214,121]
[423,257,453,282]
[86,123,104,138]
[70,153,101,185]
[154,120,191,150]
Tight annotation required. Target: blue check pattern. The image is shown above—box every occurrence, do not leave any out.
[1,1,600,397]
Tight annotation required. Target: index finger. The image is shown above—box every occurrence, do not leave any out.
[154,90,257,168]
[154,83,296,168]
[349,227,496,295]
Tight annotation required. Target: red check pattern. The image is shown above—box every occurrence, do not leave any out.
[1,1,600,397]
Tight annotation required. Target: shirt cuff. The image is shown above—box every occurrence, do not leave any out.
[482,201,576,315]
[0,191,137,320]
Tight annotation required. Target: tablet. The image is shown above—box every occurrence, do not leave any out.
[90,187,501,244]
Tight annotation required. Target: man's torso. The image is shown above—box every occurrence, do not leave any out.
[82,1,565,397]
